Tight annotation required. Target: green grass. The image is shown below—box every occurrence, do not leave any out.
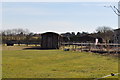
[2,46,119,78]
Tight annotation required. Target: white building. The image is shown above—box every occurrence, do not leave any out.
[114,1,120,44]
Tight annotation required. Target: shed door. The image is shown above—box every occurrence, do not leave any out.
[47,36,53,48]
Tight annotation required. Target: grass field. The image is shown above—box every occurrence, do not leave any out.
[2,46,119,78]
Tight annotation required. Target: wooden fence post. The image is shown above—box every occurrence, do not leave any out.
[81,44,83,52]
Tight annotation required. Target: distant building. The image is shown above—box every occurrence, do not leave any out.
[114,28,120,44]
[6,40,15,46]
[41,32,61,49]
[113,1,120,44]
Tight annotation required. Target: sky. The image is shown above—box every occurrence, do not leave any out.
[1,2,119,34]
[1,0,120,2]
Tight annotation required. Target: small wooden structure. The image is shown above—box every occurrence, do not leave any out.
[6,41,14,46]
[41,32,61,49]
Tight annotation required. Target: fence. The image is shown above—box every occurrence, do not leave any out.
[61,43,120,54]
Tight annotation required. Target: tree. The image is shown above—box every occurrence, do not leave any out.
[71,32,75,36]
[96,26,114,43]
[76,32,81,36]
[81,32,89,36]
[2,28,30,44]
[2,28,29,35]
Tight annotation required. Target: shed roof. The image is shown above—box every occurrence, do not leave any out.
[41,32,59,36]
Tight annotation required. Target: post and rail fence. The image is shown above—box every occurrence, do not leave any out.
[61,42,120,54]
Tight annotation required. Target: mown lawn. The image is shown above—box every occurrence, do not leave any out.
[2,46,119,78]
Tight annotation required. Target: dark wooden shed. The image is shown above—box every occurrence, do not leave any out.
[41,32,61,49]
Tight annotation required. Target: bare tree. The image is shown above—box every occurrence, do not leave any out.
[96,26,114,43]
[2,28,30,44]
[104,2,120,16]
[2,28,29,35]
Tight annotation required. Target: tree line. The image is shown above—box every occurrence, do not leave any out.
[61,26,114,43]
[1,26,114,46]
[1,28,41,46]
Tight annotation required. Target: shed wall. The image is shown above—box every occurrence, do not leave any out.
[41,33,60,49]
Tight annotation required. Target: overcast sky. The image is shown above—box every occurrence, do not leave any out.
[1,1,118,34]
